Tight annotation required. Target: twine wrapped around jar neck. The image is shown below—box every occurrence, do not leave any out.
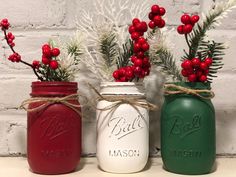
[164,84,215,99]
[20,94,83,115]
[89,83,158,111]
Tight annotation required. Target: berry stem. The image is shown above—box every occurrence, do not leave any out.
[184,34,191,54]
[3,29,43,81]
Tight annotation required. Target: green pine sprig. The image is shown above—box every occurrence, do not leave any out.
[152,49,184,81]
[183,1,236,60]
[99,32,119,67]
[116,39,133,69]
[198,41,226,82]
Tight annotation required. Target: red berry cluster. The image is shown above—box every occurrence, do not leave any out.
[8,53,21,62]
[113,18,151,82]
[177,14,199,34]
[129,18,148,41]
[6,32,15,47]
[33,44,60,70]
[148,5,166,29]
[181,57,213,82]
[0,19,10,30]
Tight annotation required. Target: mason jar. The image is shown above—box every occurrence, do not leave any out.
[96,82,149,173]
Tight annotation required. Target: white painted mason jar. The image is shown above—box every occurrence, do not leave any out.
[96,82,149,173]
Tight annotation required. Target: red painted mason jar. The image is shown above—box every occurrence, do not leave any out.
[27,82,81,174]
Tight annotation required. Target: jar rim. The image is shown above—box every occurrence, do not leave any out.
[100,82,143,87]
[32,81,77,86]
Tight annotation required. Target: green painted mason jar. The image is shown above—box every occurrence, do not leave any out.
[161,82,215,175]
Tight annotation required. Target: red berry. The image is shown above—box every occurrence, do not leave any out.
[186,68,194,75]
[113,70,120,79]
[148,21,156,29]
[153,16,162,26]
[131,56,138,63]
[157,19,165,28]
[10,42,15,47]
[191,58,201,67]
[181,69,189,77]
[126,70,134,79]
[177,25,185,34]
[129,25,136,34]
[188,74,197,82]
[134,59,143,66]
[42,44,51,50]
[204,69,209,75]
[183,24,193,34]
[120,76,127,82]
[119,68,126,77]
[1,18,10,29]
[133,43,141,53]
[204,58,213,66]
[181,60,192,69]
[134,66,142,76]
[151,5,160,14]
[200,62,208,70]
[7,38,13,43]
[132,18,140,25]
[51,48,60,57]
[139,70,146,78]
[191,15,200,24]
[42,48,51,57]
[138,32,144,36]
[32,60,40,69]
[149,12,155,20]
[143,57,149,66]
[138,37,146,44]
[196,70,203,77]
[137,51,144,58]
[131,32,140,41]
[125,66,133,71]
[49,60,59,70]
[140,21,148,32]
[181,14,191,25]
[199,75,207,82]
[135,22,143,32]
[42,57,50,65]
[7,32,14,40]
[159,7,166,16]
[141,43,150,51]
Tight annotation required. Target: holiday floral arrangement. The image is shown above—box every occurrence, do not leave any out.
[152,0,236,84]
[76,0,236,85]
[0,19,84,81]
[76,0,171,82]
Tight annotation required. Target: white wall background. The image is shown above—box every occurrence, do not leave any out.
[0,0,236,157]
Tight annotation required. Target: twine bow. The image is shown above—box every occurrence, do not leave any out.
[164,84,215,99]
[20,94,82,115]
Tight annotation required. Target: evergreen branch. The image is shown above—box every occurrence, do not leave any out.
[99,32,118,67]
[152,49,184,81]
[184,0,236,60]
[198,41,226,82]
[116,39,133,68]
